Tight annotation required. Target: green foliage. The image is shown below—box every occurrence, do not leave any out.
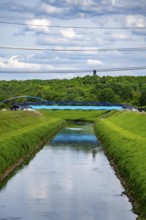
[98,88,117,102]
[0,75,146,106]
[0,111,64,178]
[95,111,146,218]
[139,87,146,106]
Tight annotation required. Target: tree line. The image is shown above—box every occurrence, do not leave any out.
[0,75,146,107]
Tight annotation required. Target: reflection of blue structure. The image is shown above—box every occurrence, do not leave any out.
[50,125,100,151]
[52,133,97,144]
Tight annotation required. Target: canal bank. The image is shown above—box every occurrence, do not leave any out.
[94,111,146,220]
[0,123,137,220]
[0,110,107,180]
[0,111,65,181]
[0,110,144,219]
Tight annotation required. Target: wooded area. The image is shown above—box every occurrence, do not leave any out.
[0,75,146,106]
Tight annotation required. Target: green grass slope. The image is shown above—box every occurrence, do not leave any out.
[95,111,146,219]
[0,110,64,179]
[0,109,106,179]
[40,109,106,121]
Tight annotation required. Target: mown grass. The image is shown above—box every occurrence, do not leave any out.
[40,109,107,121]
[95,111,146,219]
[1,109,146,219]
[0,110,64,178]
[0,109,106,178]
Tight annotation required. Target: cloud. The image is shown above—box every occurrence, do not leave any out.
[1,0,146,80]
[111,0,118,6]
[124,15,146,36]
[87,59,103,65]
[111,33,130,40]
[0,1,36,21]
[0,56,53,70]
[26,19,51,34]
[35,29,101,48]
[1,0,146,23]
[125,15,146,27]
[38,0,146,19]
[41,3,67,14]
[60,29,81,39]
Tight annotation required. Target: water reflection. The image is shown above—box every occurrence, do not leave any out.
[49,124,101,158]
[0,145,44,191]
[0,123,137,220]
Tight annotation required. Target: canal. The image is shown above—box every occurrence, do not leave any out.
[0,123,137,220]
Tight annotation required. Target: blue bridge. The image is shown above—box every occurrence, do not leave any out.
[0,95,137,111]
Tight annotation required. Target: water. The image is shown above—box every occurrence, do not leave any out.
[30,105,123,110]
[0,123,137,220]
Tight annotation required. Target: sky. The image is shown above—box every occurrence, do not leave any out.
[0,0,146,80]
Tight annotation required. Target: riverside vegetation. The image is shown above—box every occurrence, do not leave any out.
[0,110,65,180]
[0,109,146,219]
[95,111,146,219]
[0,109,105,180]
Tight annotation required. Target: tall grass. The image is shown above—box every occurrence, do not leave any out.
[0,110,106,179]
[0,110,64,179]
[95,111,146,219]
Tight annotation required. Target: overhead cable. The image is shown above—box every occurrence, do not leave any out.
[1,45,146,52]
[0,66,146,74]
[0,21,146,30]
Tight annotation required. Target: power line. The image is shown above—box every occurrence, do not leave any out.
[0,69,92,74]
[0,21,146,30]
[0,66,146,74]
[1,45,146,52]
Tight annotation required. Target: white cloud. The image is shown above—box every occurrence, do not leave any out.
[66,0,94,6]
[0,56,53,70]
[111,33,130,40]
[81,0,94,7]
[87,59,103,65]
[0,57,6,68]
[41,3,67,14]
[1,1,146,80]
[111,0,118,6]
[125,15,146,27]
[26,19,51,33]
[60,28,81,39]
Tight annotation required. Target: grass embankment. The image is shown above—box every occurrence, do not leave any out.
[95,111,146,219]
[0,110,64,180]
[40,109,106,121]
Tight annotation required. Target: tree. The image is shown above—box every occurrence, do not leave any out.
[98,88,117,103]
[139,88,146,106]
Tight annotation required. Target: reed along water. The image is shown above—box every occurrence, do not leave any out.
[0,123,137,220]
